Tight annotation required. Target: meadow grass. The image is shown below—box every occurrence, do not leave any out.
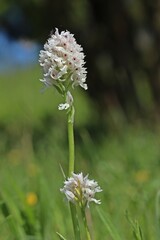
[0,66,159,239]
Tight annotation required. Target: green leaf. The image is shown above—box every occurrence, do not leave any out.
[125,211,144,240]
[56,232,67,240]
[96,207,122,240]
[0,202,10,218]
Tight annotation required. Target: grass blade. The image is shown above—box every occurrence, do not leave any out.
[56,232,67,240]
[96,207,122,240]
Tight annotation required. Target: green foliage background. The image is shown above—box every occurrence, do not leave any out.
[0,67,159,239]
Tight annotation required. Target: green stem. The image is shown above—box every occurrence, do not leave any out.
[68,120,75,175]
[70,203,81,240]
[67,113,81,240]
[81,207,92,240]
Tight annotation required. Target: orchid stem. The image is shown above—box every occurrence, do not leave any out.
[81,207,92,240]
[67,113,81,240]
[68,120,75,175]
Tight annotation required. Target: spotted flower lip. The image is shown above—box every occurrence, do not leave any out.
[60,172,102,208]
[39,28,87,91]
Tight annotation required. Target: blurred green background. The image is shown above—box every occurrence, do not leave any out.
[0,0,160,239]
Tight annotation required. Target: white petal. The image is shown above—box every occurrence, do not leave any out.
[58,103,70,110]
[65,190,75,202]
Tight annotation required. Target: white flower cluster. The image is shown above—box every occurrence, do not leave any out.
[39,28,87,110]
[60,173,102,208]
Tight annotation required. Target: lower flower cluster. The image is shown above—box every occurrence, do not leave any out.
[60,172,102,208]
